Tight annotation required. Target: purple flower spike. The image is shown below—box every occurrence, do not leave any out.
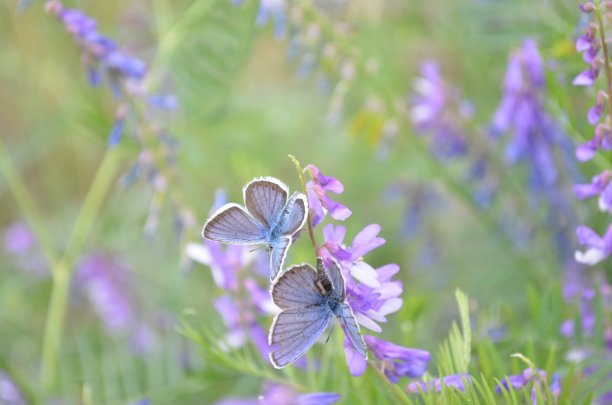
[407,373,473,393]
[76,253,136,336]
[364,335,430,383]
[575,224,612,265]
[305,164,352,227]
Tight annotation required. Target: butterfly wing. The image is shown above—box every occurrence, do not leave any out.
[269,236,292,281]
[319,258,345,298]
[244,177,288,229]
[269,306,333,368]
[280,193,307,236]
[202,203,266,244]
[338,302,368,359]
[271,264,323,309]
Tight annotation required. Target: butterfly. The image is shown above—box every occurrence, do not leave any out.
[268,257,367,368]
[202,177,307,281]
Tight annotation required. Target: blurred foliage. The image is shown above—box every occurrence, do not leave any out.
[0,0,611,403]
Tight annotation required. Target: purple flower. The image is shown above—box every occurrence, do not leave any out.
[305,164,351,227]
[576,124,612,162]
[343,336,368,376]
[318,224,402,333]
[76,253,136,335]
[588,91,607,124]
[2,222,48,277]
[0,371,26,405]
[496,368,546,393]
[358,335,429,383]
[573,66,600,86]
[3,222,36,254]
[407,373,473,393]
[575,224,612,265]
[577,24,600,63]
[410,61,468,158]
[574,170,612,200]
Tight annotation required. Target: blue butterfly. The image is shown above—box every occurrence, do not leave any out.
[202,177,307,281]
[269,258,367,368]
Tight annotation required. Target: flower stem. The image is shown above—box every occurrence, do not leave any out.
[41,147,121,393]
[368,360,413,405]
[0,140,59,266]
[288,154,319,250]
[595,0,612,123]
[40,261,70,391]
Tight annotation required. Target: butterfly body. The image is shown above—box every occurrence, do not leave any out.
[269,258,367,368]
[202,178,307,280]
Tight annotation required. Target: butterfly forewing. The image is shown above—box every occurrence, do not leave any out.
[271,264,323,309]
[244,178,288,228]
[202,204,266,244]
[269,307,333,368]
[339,303,368,358]
[269,236,292,281]
[321,258,346,300]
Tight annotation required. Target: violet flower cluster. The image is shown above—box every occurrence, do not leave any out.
[410,61,471,159]
[573,2,612,267]
[491,38,580,262]
[45,1,194,240]
[75,252,161,355]
[186,191,274,362]
[409,60,507,211]
[306,165,431,383]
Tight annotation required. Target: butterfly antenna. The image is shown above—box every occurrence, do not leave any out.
[325,323,336,344]
[248,245,265,253]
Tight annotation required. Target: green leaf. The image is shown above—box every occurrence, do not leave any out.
[151,0,259,121]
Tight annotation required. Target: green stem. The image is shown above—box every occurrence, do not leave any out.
[0,140,59,266]
[288,154,319,250]
[41,147,121,393]
[62,148,122,265]
[595,0,612,123]
[40,261,70,390]
[368,360,413,405]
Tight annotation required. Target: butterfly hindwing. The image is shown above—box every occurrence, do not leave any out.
[269,306,333,368]
[202,204,266,244]
[280,193,307,236]
[269,236,292,281]
[339,302,368,359]
[244,178,288,229]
